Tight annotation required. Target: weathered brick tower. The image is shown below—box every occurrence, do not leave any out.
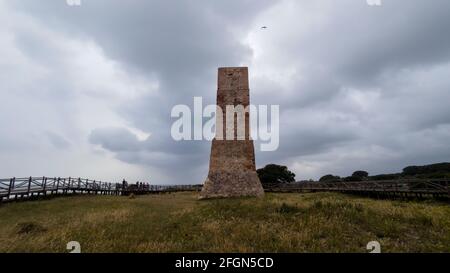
[200,67,264,199]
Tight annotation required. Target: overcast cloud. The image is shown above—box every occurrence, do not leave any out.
[1,0,450,184]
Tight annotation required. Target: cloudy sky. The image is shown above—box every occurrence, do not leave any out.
[1,0,450,184]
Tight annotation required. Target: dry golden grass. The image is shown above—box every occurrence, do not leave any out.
[0,192,449,252]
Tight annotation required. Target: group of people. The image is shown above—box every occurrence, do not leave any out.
[135,182,150,190]
[119,179,150,191]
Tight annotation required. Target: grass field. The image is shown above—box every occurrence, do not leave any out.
[0,192,449,253]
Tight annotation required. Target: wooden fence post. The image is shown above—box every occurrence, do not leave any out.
[27,177,32,196]
[56,177,60,193]
[67,177,72,193]
[43,177,47,195]
[7,178,14,199]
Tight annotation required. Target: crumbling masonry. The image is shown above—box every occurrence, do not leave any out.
[200,67,264,199]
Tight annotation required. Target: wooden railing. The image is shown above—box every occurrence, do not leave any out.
[263,179,450,199]
[4,177,447,202]
[0,177,202,203]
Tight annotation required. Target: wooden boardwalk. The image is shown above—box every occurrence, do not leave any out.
[2,177,449,203]
[264,179,450,200]
[0,177,201,203]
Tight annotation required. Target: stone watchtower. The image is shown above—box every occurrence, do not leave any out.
[200,67,264,199]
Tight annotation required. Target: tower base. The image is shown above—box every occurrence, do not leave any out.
[200,139,265,199]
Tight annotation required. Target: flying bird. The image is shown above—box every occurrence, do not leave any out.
[261,26,267,29]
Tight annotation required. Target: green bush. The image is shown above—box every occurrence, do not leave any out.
[352,170,369,179]
[369,174,401,181]
[257,164,296,184]
[403,162,450,176]
[319,174,341,182]
[343,176,362,182]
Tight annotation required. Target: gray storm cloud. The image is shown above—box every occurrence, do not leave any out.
[1,0,450,183]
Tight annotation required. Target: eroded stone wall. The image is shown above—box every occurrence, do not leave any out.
[200,67,264,199]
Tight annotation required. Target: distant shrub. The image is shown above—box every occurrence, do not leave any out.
[257,164,296,184]
[403,162,450,176]
[343,176,362,182]
[417,173,450,179]
[352,170,369,179]
[319,174,341,182]
[369,174,401,181]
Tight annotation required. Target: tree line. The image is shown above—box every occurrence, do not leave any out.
[256,162,450,184]
[319,162,450,182]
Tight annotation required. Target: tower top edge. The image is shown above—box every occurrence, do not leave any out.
[218,67,248,71]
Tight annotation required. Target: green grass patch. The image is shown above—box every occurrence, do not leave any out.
[0,192,449,252]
